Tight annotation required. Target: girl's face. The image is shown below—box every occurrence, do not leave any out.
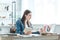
[25,13,31,21]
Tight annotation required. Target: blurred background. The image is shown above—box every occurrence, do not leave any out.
[0,0,60,26]
[0,0,60,34]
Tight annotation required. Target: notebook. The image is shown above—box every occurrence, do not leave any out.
[24,27,32,32]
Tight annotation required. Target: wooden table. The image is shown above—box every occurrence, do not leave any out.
[0,35,60,40]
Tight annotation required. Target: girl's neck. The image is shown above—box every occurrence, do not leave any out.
[25,20,27,23]
[24,20,27,25]
[24,20,27,27]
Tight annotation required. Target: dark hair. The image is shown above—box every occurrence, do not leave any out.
[21,10,31,27]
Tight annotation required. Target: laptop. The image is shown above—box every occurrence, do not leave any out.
[50,25,60,34]
[54,25,60,34]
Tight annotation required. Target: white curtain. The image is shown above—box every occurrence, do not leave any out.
[32,0,56,24]
[21,0,60,24]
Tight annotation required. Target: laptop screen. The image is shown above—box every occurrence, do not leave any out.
[50,25,60,34]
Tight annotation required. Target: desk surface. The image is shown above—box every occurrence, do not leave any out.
[0,34,60,40]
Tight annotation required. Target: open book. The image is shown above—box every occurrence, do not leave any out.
[24,27,32,33]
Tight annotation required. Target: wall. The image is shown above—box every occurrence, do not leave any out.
[21,0,60,24]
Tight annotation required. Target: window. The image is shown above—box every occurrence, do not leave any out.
[21,0,60,24]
